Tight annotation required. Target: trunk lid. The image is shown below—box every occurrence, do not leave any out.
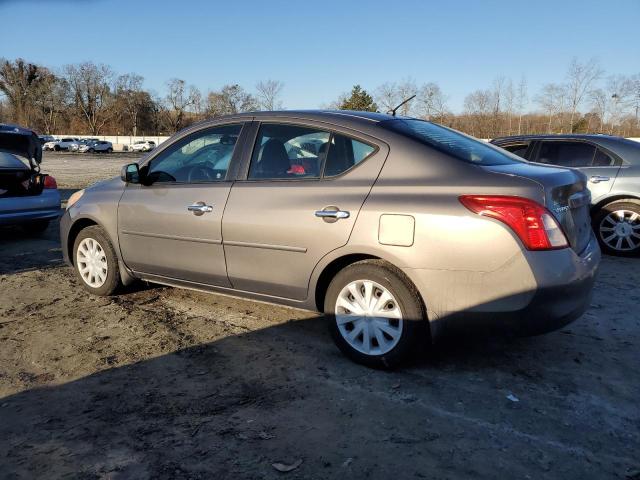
[484,162,592,254]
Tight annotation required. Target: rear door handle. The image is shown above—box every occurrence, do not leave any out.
[590,175,610,183]
[315,208,350,221]
[188,202,213,216]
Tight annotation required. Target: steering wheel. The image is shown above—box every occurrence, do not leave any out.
[187,165,217,182]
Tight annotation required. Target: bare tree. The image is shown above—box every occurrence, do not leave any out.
[116,73,146,136]
[255,79,284,111]
[396,79,418,116]
[515,76,528,134]
[64,62,115,135]
[504,79,515,135]
[374,82,399,113]
[566,58,603,132]
[206,84,257,117]
[0,58,46,126]
[536,83,567,132]
[417,82,448,122]
[589,88,608,132]
[163,78,200,133]
[32,70,68,134]
[464,89,493,137]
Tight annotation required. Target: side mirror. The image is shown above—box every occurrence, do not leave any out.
[121,163,140,183]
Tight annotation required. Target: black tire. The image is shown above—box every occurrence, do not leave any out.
[21,220,49,235]
[54,145,60,151]
[324,259,428,369]
[72,225,121,295]
[106,148,113,153]
[593,201,640,256]
[88,148,94,153]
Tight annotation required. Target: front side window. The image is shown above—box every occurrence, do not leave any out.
[537,141,596,167]
[146,124,242,183]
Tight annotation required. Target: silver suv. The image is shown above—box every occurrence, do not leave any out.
[60,111,600,367]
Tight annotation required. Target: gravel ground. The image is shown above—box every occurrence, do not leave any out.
[0,153,639,479]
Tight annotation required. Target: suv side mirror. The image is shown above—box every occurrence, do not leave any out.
[121,163,140,183]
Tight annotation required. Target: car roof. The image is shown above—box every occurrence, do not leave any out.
[195,110,397,129]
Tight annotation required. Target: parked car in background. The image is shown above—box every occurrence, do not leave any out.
[0,124,61,233]
[491,134,640,256]
[43,139,58,151]
[38,135,55,145]
[129,140,156,152]
[46,137,80,151]
[60,111,600,368]
[78,140,113,153]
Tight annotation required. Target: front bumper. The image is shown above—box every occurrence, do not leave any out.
[404,233,601,340]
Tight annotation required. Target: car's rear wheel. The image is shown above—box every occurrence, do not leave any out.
[73,226,121,295]
[324,260,427,368]
[593,201,640,256]
[54,145,60,151]
[106,148,113,153]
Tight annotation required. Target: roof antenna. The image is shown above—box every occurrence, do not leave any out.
[388,95,416,116]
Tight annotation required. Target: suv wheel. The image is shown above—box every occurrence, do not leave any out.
[73,226,121,295]
[324,260,427,368]
[593,201,640,256]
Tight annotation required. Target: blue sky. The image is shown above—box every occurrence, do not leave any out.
[1,0,638,112]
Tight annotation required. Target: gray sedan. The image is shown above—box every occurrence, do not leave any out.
[60,111,600,367]
[0,125,61,233]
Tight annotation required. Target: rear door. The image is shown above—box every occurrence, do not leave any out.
[118,122,248,286]
[533,140,621,203]
[222,120,388,300]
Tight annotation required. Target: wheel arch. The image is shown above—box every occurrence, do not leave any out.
[591,194,640,214]
[66,215,136,286]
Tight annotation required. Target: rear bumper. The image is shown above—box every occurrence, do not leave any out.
[0,190,61,226]
[404,233,601,340]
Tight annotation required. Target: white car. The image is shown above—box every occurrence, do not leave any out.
[78,141,113,153]
[46,138,80,151]
[129,140,156,152]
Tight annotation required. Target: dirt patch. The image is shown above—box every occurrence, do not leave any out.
[0,153,638,479]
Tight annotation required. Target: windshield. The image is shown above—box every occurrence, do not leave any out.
[381,118,520,166]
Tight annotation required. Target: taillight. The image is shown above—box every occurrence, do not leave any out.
[43,175,57,189]
[459,195,568,250]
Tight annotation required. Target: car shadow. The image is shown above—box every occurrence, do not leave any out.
[1,294,636,479]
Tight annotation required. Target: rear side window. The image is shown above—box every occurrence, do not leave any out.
[593,148,616,167]
[381,119,519,166]
[537,141,596,167]
[324,134,375,177]
[501,143,530,158]
[247,123,376,180]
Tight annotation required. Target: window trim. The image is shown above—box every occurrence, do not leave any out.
[138,121,247,187]
[240,120,380,183]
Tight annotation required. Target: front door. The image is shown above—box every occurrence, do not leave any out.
[222,122,388,300]
[118,123,246,286]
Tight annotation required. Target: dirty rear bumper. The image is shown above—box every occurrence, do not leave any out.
[404,233,601,340]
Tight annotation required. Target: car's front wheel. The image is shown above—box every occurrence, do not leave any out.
[324,260,427,368]
[593,201,640,256]
[73,226,121,295]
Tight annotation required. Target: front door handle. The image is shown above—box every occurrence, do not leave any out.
[188,202,213,216]
[590,175,610,183]
[315,207,350,222]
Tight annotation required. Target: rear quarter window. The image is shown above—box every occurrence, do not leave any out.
[381,119,520,166]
